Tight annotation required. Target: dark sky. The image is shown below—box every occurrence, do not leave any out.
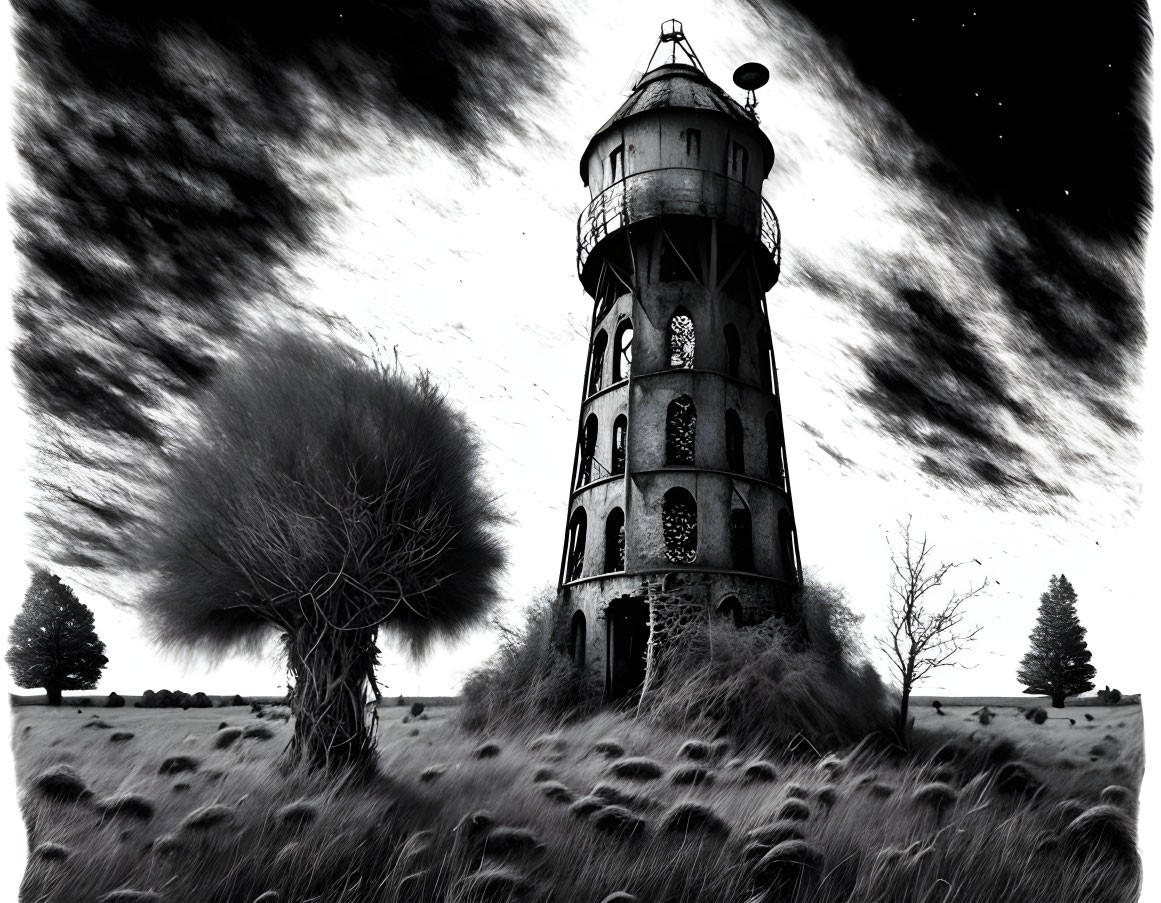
[776,1,1151,241]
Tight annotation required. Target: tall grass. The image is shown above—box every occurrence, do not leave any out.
[460,586,602,733]
[641,598,894,752]
[12,702,1143,903]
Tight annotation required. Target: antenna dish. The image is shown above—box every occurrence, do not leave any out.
[732,62,769,91]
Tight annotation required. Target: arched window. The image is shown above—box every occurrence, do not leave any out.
[665,396,696,465]
[614,320,633,381]
[577,415,598,487]
[588,331,608,396]
[778,509,797,582]
[717,596,743,628]
[611,415,627,476]
[569,611,587,666]
[726,409,745,474]
[724,324,741,378]
[662,488,697,563]
[730,508,754,571]
[668,310,695,369]
[564,508,587,583]
[732,142,749,182]
[604,508,626,573]
[765,412,785,485]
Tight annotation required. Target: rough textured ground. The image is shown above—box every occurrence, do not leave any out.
[10,701,1145,903]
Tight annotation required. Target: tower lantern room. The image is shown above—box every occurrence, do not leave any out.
[559,22,801,700]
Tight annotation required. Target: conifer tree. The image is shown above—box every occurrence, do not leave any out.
[1017,574,1096,708]
[7,568,108,705]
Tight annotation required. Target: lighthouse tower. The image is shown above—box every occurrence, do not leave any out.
[558,22,801,699]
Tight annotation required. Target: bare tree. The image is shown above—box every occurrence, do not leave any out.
[879,519,988,744]
[129,331,506,775]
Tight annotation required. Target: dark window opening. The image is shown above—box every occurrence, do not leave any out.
[730,508,754,571]
[569,611,587,666]
[610,144,624,182]
[611,415,627,476]
[614,321,633,381]
[665,396,696,465]
[662,488,697,563]
[724,324,741,378]
[717,596,743,628]
[605,508,626,573]
[765,412,785,484]
[565,508,587,583]
[686,128,701,157]
[726,409,745,474]
[587,331,608,396]
[577,414,598,487]
[732,142,749,182]
[668,311,695,369]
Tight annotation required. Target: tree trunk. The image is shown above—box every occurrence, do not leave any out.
[283,612,379,775]
[896,679,912,745]
[45,684,62,707]
[1051,688,1066,708]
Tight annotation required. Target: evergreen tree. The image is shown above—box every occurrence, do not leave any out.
[1017,574,1096,707]
[7,568,108,705]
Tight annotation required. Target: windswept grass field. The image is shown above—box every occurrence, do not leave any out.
[11,700,1144,903]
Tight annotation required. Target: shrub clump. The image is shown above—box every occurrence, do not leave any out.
[482,826,542,858]
[590,805,647,838]
[591,782,655,810]
[460,586,602,732]
[473,742,501,759]
[95,793,155,819]
[994,761,1041,797]
[1025,707,1048,724]
[569,795,606,818]
[276,800,319,826]
[747,820,805,847]
[592,738,625,759]
[540,781,575,804]
[34,842,71,861]
[106,692,126,708]
[668,764,713,787]
[639,581,892,751]
[743,760,777,783]
[751,839,824,892]
[1100,785,1134,808]
[213,728,244,749]
[678,740,711,761]
[1061,804,1137,863]
[242,724,275,741]
[608,757,664,781]
[158,756,199,775]
[420,765,447,783]
[775,799,812,822]
[34,765,92,802]
[659,801,730,836]
[910,782,958,814]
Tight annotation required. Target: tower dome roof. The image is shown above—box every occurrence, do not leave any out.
[580,62,775,185]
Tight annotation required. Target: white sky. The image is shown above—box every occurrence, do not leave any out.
[1,0,1156,705]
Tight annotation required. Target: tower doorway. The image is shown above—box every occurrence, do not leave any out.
[605,597,650,699]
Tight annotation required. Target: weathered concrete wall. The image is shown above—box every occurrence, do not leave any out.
[585,109,767,197]
[559,570,796,694]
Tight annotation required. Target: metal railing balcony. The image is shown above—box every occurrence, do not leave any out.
[576,167,781,277]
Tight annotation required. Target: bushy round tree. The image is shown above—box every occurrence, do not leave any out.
[7,568,108,705]
[1017,574,1096,708]
[132,331,506,773]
